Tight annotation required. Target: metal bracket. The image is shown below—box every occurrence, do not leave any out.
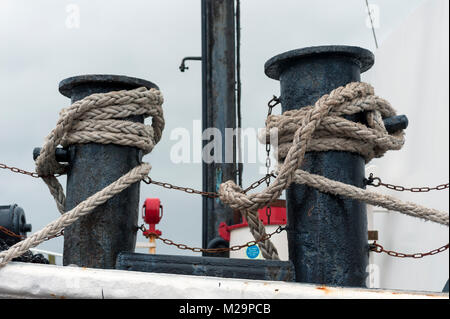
[179,56,202,72]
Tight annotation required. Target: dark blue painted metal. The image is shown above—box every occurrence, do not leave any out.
[33,147,69,162]
[383,115,408,134]
[116,252,295,282]
[265,46,375,287]
[59,74,158,269]
[443,279,449,293]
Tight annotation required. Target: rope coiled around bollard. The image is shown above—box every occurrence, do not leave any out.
[0,87,164,266]
[0,82,447,266]
[219,82,448,260]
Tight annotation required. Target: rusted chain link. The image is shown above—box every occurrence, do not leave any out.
[143,176,219,198]
[243,173,277,193]
[0,227,62,265]
[139,224,286,254]
[1,163,40,178]
[365,173,449,192]
[2,162,275,199]
[143,174,276,199]
[0,162,62,179]
[264,96,281,224]
[0,226,25,240]
[267,95,281,109]
[369,242,449,258]
[0,225,64,242]
[265,95,281,182]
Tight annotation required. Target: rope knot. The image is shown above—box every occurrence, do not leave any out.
[219,82,420,260]
[263,82,405,164]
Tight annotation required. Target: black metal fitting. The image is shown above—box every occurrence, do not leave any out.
[33,147,69,162]
[179,56,202,72]
[0,204,32,240]
[384,114,409,134]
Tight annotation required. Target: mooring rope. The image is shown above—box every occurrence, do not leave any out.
[0,87,164,266]
[0,82,447,266]
[219,82,448,260]
[35,87,164,215]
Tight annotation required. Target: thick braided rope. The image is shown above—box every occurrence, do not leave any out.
[36,87,164,214]
[219,82,449,260]
[0,88,164,266]
[292,170,448,226]
[264,87,405,163]
[0,164,151,266]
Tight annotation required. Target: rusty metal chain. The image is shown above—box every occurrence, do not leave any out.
[0,226,25,240]
[141,96,281,200]
[0,163,41,178]
[139,224,286,254]
[0,226,62,264]
[243,173,277,193]
[143,176,219,198]
[0,162,62,179]
[265,96,280,224]
[265,95,281,184]
[0,225,64,242]
[267,95,281,109]
[143,173,275,199]
[365,173,449,192]
[369,242,449,258]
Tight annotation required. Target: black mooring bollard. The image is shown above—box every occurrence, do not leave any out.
[58,74,159,269]
[265,46,375,287]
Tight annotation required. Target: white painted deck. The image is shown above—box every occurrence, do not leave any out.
[0,262,447,299]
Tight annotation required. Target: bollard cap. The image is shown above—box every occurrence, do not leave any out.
[59,74,159,99]
[264,45,375,80]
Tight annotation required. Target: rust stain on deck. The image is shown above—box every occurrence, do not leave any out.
[316,286,332,294]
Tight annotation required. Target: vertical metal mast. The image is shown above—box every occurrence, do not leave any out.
[201,0,237,255]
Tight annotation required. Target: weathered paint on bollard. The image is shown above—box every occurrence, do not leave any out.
[265,46,375,287]
[60,74,158,269]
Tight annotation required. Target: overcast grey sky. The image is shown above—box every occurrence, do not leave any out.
[0,0,427,258]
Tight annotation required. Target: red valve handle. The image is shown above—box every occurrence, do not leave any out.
[142,198,163,225]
